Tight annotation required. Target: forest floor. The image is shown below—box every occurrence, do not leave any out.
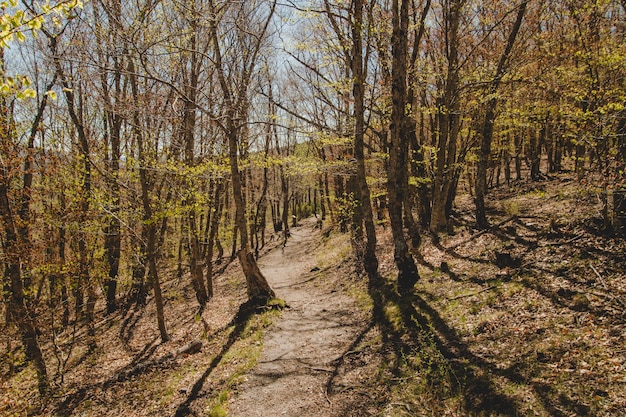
[2,172,626,416]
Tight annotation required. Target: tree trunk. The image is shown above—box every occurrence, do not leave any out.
[318,176,327,221]
[1,164,41,382]
[187,212,209,305]
[430,0,462,234]
[97,0,124,316]
[228,127,275,303]
[514,133,523,180]
[51,33,96,347]
[181,13,209,306]
[139,146,169,343]
[210,0,276,304]
[351,0,378,276]
[130,58,168,342]
[205,180,224,298]
[530,127,542,181]
[58,212,70,326]
[475,1,528,229]
[280,167,290,242]
[389,0,420,291]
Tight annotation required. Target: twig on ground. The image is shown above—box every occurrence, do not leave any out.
[307,366,334,373]
[448,285,498,301]
[446,216,516,251]
[590,265,626,309]
[323,386,332,406]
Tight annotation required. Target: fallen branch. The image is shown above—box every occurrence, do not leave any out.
[323,386,332,406]
[307,366,334,373]
[448,285,498,301]
[446,216,516,252]
[590,265,626,309]
[542,232,585,247]
[116,340,203,382]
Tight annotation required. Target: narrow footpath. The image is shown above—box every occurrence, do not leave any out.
[228,219,364,416]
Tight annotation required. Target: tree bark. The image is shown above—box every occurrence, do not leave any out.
[130,58,169,342]
[182,7,209,307]
[50,34,97,348]
[388,0,420,291]
[0,69,49,394]
[475,1,528,229]
[209,0,276,304]
[430,0,463,234]
[351,0,378,277]
[205,179,224,298]
[96,0,123,315]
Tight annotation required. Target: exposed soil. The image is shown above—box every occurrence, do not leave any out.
[228,218,368,416]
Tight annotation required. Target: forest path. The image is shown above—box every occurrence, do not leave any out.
[228,218,363,416]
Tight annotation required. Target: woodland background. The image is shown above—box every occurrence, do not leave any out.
[1,0,626,415]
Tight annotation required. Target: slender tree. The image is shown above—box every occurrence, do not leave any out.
[388,0,420,290]
[0,46,50,396]
[351,0,379,277]
[475,0,529,229]
[209,0,276,304]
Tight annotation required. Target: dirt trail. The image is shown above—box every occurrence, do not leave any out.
[228,220,363,416]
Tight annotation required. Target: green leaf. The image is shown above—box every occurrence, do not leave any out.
[23,88,36,98]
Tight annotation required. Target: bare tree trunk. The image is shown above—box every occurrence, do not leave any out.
[58,209,70,326]
[138,146,168,343]
[514,133,523,180]
[318,176,327,221]
[130,59,168,342]
[228,126,275,303]
[50,34,97,349]
[430,0,462,234]
[475,1,528,228]
[406,0,431,233]
[530,127,542,181]
[351,0,378,276]
[96,0,123,315]
[181,10,209,307]
[205,179,225,298]
[209,0,277,304]
[389,0,420,291]
[280,167,290,243]
[0,69,48,386]
[0,79,49,394]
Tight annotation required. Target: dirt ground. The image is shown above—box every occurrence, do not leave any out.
[227,218,369,416]
[2,173,626,416]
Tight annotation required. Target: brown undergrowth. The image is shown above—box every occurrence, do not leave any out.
[0,240,282,417]
[2,173,625,417]
[346,173,626,416]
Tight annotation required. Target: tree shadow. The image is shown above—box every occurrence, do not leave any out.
[55,301,263,417]
[324,318,377,395]
[412,284,596,416]
[516,266,625,321]
[55,334,160,415]
[119,299,147,347]
[354,266,595,416]
[395,287,520,415]
[172,301,263,417]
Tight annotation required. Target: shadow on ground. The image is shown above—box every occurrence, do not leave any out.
[325,203,623,416]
